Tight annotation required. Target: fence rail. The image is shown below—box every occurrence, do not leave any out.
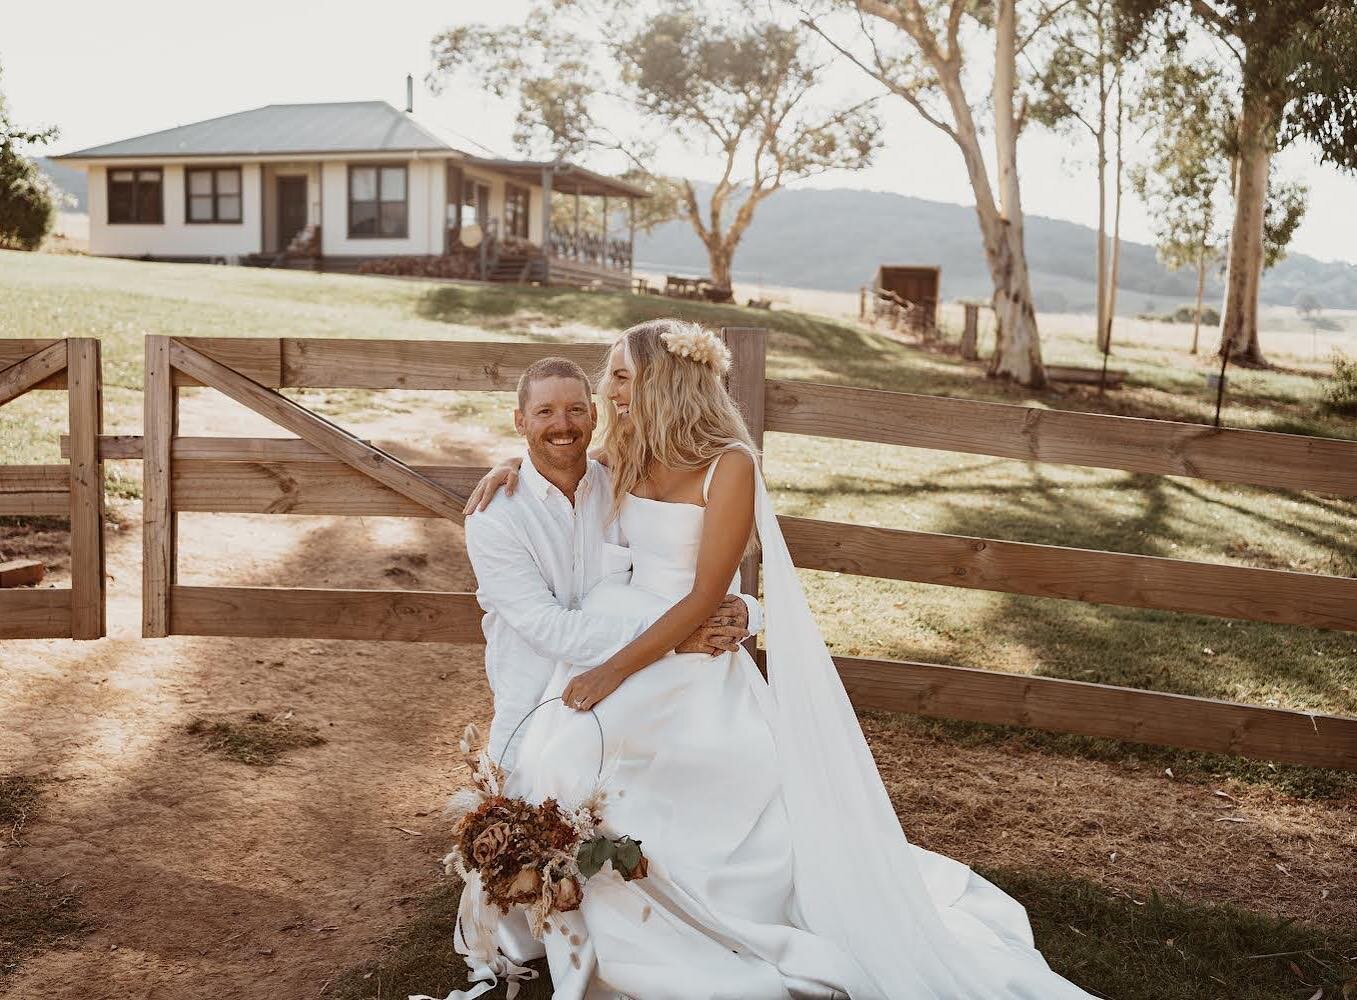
[27,332,1357,769]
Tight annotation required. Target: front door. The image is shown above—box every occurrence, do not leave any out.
[276,176,308,251]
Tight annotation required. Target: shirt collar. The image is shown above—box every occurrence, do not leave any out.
[519,449,592,502]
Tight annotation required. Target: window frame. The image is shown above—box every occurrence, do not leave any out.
[106,166,164,225]
[184,165,243,224]
[347,162,409,239]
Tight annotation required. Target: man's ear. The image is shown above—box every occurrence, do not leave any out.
[588,401,598,426]
[513,409,526,436]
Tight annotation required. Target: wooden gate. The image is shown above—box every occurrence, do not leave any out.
[138,335,615,642]
[0,338,106,639]
[130,331,1355,770]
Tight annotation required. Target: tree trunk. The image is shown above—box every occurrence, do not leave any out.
[1095,130,1108,352]
[1102,76,1124,352]
[984,219,1043,385]
[1191,253,1206,354]
[1217,82,1276,365]
[986,0,1045,387]
[707,242,733,290]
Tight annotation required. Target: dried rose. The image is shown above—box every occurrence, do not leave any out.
[471,822,511,865]
[551,876,582,912]
[506,866,542,902]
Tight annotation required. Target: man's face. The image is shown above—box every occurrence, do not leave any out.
[514,375,596,472]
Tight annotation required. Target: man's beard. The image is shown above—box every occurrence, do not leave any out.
[531,433,586,470]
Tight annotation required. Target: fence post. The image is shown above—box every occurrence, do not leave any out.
[720,328,767,643]
[960,303,980,360]
[143,336,176,637]
[66,338,106,639]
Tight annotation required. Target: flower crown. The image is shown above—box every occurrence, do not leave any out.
[658,325,732,376]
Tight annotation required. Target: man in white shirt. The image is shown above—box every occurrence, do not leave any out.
[465,357,759,770]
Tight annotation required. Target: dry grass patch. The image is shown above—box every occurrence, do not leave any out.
[0,878,90,978]
[0,775,43,847]
[185,710,326,766]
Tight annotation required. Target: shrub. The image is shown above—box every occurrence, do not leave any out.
[0,150,57,251]
[1320,352,1357,416]
[357,253,480,279]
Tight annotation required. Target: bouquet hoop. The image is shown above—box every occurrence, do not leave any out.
[497,695,604,780]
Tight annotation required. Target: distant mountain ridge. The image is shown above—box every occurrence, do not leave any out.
[34,156,88,212]
[634,184,1357,312]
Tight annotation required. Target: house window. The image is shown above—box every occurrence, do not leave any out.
[348,164,407,238]
[504,183,530,238]
[107,167,163,224]
[186,166,242,223]
[461,179,489,228]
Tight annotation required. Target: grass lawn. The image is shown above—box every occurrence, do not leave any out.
[3,251,1356,997]
[5,251,1352,723]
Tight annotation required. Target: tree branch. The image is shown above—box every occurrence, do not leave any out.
[800,15,957,139]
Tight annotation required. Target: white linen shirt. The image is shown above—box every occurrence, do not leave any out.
[464,453,760,771]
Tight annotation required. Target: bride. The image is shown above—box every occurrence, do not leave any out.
[446,320,1097,1000]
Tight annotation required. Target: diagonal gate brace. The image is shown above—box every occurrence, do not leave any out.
[166,339,470,522]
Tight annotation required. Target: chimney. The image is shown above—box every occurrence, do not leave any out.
[405,74,414,114]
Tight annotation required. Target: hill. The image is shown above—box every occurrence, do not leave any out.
[634,184,1357,312]
[33,155,88,212]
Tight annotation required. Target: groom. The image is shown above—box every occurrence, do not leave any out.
[463,357,759,770]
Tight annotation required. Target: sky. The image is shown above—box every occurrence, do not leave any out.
[5,0,1356,264]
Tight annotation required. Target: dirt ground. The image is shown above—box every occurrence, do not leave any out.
[2,399,1355,999]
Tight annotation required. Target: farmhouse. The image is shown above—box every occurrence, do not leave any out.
[51,98,646,289]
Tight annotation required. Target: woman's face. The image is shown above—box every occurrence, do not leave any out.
[605,339,635,422]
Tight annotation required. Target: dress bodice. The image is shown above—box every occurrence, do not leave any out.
[619,493,715,599]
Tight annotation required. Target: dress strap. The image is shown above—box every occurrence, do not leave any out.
[701,453,724,504]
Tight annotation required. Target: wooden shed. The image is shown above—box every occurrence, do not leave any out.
[874,265,940,331]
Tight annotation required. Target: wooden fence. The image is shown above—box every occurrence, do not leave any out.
[0,338,106,639]
[38,329,1357,770]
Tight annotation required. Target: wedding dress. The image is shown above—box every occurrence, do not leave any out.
[445,449,1098,1000]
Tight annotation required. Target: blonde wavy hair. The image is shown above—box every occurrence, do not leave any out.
[597,319,759,520]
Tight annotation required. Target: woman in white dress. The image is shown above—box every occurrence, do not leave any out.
[447,320,1098,1000]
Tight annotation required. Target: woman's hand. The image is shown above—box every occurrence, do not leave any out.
[562,664,628,712]
[464,457,524,514]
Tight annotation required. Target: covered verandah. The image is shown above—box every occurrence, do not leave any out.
[469,158,648,291]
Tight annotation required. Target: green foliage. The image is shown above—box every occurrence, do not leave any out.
[0,65,60,251]
[1130,57,1228,276]
[1131,50,1309,276]
[1261,172,1308,269]
[1320,352,1357,416]
[1119,0,1357,169]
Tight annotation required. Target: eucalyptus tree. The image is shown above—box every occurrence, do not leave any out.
[802,0,1070,387]
[430,0,881,291]
[1026,0,1134,352]
[1120,0,1357,365]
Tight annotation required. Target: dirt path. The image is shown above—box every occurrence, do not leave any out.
[2,402,1354,998]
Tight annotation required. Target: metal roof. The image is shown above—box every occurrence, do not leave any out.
[467,158,651,199]
[53,101,455,159]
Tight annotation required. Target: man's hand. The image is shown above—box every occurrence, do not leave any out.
[675,595,750,656]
